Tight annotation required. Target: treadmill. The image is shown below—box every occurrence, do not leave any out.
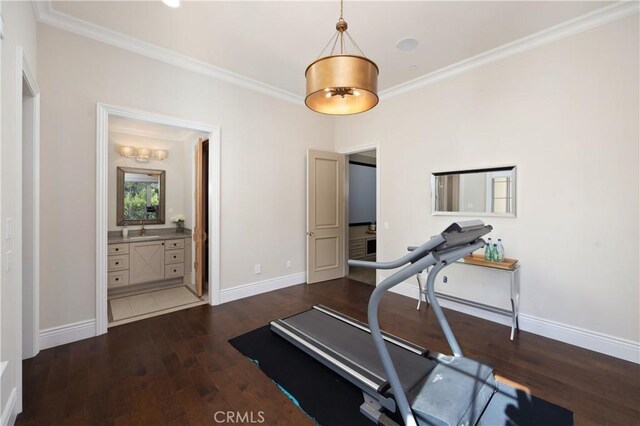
[271,221,497,426]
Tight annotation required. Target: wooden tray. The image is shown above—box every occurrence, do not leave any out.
[461,253,518,270]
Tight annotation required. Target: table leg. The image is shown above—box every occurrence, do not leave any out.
[510,298,516,341]
[416,274,422,310]
[509,267,521,340]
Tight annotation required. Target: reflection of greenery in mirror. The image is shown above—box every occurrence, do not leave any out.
[124,175,160,220]
[431,166,516,217]
[117,167,166,225]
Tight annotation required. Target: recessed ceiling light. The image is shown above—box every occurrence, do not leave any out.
[396,38,419,52]
[162,0,181,8]
[410,65,419,70]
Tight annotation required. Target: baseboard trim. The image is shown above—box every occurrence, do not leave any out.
[1,387,17,426]
[39,319,97,350]
[219,272,306,304]
[391,282,640,364]
[37,272,306,349]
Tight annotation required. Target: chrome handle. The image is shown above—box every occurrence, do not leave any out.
[307,231,314,237]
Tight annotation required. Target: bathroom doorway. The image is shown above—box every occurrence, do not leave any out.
[95,105,220,334]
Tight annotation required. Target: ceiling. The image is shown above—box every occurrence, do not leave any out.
[53,1,614,97]
[109,115,207,142]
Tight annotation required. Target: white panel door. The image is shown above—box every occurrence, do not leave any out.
[130,241,165,284]
[307,150,345,284]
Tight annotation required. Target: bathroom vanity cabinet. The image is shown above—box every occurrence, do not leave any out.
[108,235,192,290]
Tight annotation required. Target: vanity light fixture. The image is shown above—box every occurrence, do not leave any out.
[153,149,168,161]
[305,0,378,115]
[118,145,135,158]
[119,146,168,162]
[135,147,151,163]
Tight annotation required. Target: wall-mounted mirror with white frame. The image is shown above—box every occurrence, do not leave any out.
[431,166,516,217]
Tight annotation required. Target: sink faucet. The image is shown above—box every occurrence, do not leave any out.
[140,221,146,236]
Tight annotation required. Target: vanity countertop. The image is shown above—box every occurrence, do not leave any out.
[108,229,192,245]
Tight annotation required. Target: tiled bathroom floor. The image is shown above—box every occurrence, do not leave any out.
[108,286,207,327]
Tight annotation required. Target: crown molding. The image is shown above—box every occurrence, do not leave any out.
[33,1,638,106]
[32,0,303,105]
[380,1,639,100]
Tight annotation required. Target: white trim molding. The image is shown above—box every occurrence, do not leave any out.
[96,103,221,335]
[390,282,640,364]
[32,1,302,105]
[20,48,41,360]
[39,320,96,350]
[380,1,639,100]
[219,272,306,304]
[1,387,17,426]
[32,1,638,105]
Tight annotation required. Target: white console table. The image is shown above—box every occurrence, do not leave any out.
[417,255,520,340]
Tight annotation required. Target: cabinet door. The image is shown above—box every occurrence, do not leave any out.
[130,241,165,284]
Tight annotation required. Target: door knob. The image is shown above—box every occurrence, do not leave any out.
[307,231,314,236]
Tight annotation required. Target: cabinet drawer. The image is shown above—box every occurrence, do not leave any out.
[165,249,184,264]
[165,263,184,278]
[109,243,129,255]
[165,239,185,250]
[108,255,129,272]
[350,240,365,249]
[108,271,129,288]
[350,249,366,259]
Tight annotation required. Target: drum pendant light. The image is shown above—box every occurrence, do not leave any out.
[305,0,379,115]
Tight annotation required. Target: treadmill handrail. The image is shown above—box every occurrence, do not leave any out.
[367,239,485,426]
[348,234,446,270]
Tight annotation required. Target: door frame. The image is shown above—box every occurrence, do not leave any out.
[95,104,221,335]
[18,48,41,359]
[338,142,381,282]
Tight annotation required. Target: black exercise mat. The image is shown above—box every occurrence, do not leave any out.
[229,325,573,426]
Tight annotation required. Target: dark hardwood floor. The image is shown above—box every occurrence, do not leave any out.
[17,278,640,426]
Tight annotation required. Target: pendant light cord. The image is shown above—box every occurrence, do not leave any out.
[340,0,346,53]
[315,0,367,59]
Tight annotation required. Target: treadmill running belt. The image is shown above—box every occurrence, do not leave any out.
[282,308,436,395]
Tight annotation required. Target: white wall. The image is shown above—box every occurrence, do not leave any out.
[108,132,193,232]
[0,0,38,420]
[335,16,639,349]
[38,25,334,330]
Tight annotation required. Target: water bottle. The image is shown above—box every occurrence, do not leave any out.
[484,238,493,260]
[491,244,498,262]
[497,239,505,262]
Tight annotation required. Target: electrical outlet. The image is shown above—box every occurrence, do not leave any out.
[286,260,292,269]
[383,222,389,230]
[254,264,261,274]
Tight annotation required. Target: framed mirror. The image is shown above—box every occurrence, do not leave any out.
[431,166,516,217]
[117,167,166,225]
